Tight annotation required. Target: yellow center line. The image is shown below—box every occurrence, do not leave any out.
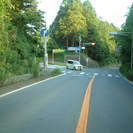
[75,76,95,133]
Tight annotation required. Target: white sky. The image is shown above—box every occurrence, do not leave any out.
[37,0,132,29]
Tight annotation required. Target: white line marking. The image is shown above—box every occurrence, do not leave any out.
[72,75,81,77]
[80,72,85,75]
[0,73,65,98]
[86,74,89,76]
[67,71,72,74]
[108,74,112,77]
[94,73,99,76]
[115,75,120,78]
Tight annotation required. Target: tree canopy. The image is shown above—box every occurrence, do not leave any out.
[50,0,118,65]
[0,0,45,86]
[117,4,133,80]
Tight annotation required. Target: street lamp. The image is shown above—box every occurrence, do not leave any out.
[109,32,133,69]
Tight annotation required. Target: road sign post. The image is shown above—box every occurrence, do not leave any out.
[44,36,48,71]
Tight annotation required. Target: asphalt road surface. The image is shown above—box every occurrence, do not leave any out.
[0,68,133,133]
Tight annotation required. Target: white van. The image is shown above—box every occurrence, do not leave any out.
[66,60,83,70]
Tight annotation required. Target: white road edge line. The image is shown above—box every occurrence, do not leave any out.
[80,72,85,75]
[115,75,120,78]
[94,73,99,76]
[0,73,66,98]
[108,74,112,77]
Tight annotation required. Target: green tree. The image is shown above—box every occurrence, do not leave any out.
[82,0,118,65]
[0,0,46,86]
[50,0,87,47]
[50,0,118,65]
[118,4,133,80]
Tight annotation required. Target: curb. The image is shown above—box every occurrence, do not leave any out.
[0,73,65,98]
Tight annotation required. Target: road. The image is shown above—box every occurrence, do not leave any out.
[0,68,133,133]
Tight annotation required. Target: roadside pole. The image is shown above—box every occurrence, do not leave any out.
[44,36,48,71]
[40,29,48,71]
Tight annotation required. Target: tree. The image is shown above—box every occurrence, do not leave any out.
[118,4,133,80]
[50,0,87,47]
[0,0,46,86]
[82,0,118,65]
[50,0,118,65]
[59,0,87,45]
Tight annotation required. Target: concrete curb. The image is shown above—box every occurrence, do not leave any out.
[118,70,133,86]
[0,73,66,98]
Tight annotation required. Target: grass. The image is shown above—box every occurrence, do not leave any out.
[0,69,62,95]
[51,68,62,76]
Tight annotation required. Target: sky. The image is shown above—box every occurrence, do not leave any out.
[37,0,132,29]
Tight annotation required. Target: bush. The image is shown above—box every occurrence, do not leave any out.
[120,64,133,81]
[127,69,133,81]
[51,68,62,76]
[0,67,9,87]
[30,63,41,77]
[103,56,118,65]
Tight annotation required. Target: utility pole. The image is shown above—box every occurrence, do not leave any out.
[44,36,48,71]
[40,29,48,71]
[79,36,81,62]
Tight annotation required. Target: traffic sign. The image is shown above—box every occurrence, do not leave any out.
[40,29,48,37]
[40,29,45,37]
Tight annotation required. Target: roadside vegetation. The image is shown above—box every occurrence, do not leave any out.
[116,4,133,81]
[0,0,45,87]
[0,68,62,95]
[49,0,119,66]
[0,0,132,89]
[49,0,132,81]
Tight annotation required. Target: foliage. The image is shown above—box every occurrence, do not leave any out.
[49,0,118,65]
[117,4,133,81]
[0,67,10,87]
[30,63,41,78]
[51,68,62,76]
[120,65,133,81]
[50,0,87,46]
[0,0,45,86]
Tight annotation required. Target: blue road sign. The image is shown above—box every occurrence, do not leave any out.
[40,29,45,37]
[40,29,49,37]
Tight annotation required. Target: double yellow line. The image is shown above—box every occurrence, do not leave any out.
[76,76,95,133]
